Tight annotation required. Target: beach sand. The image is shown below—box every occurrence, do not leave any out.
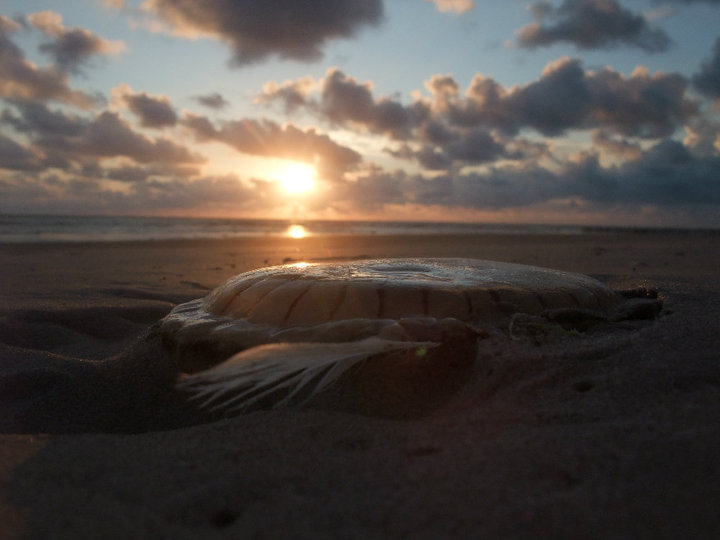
[1,232,719,539]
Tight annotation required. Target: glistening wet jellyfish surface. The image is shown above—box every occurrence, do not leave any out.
[158,258,661,416]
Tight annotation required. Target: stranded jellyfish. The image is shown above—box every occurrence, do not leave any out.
[156,259,660,417]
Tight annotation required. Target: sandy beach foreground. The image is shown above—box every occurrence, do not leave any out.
[1,231,719,539]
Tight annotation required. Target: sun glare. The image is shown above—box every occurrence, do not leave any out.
[287,224,308,239]
[276,163,316,194]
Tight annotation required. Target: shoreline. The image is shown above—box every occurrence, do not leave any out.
[3,212,719,245]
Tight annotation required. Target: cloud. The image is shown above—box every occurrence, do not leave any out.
[428,58,696,138]
[193,92,229,109]
[610,140,720,205]
[103,0,127,9]
[26,11,126,73]
[394,129,511,171]
[2,100,86,136]
[141,0,383,65]
[182,113,362,179]
[257,77,317,113]
[326,136,720,216]
[693,37,720,101]
[8,136,719,219]
[263,60,696,140]
[103,162,200,182]
[321,167,407,212]
[0,15,98,108]
[0,171,282,216]
[258,68,426,139]
[683,118,720,156]
[591,130,643,160]
[0,134,43,171]
[320,69,422,139]
[2,101,205,167]
[259,60,697,172]
[425,0,475,14]
[66,111,203,163]
[516,0,672,53]
[114,85,178,128]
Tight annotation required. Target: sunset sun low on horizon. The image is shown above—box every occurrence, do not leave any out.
[1,0,720,228]
[275,162,316,195]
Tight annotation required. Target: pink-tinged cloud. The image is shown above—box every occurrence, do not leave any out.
[0,16,98,108]
[26,11,126,73]
[425,0,475,14]
[182,113,361,179]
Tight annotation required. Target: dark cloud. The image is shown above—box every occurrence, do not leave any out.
[259,60,696,173]
[193,93,229,109]
[26,11,125,73]
[684,118,720,156]
[583,65,694,138]
[693,37,720,100]
[321,70,377,124]
[2,100,86,136]
[180,113,217,141]
[182,113,361,179]
[442,129,511,163]
[5,132,719,220]
[405,129,509,171]
[503,58,591,135]
[103,163,200,182]
[2,102,204,167]
[121,90,178,128]
[0,134,42,171]
[256,78,315,113]
[75,111,202,163]
[104,165,147,183]
[321,69,423,139]
[0,171,282,216]
[609,140,720,205]
[323,167,407,212]
[259,69,424,139]
[0,15,98,108]
[488,142,720,207]
[432,58,696,138]
[331,138,720,215]
[516,0,672,53]
[263,60,696,140]
[144,0,383,65]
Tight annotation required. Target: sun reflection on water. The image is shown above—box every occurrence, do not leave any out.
[287,224,308,239]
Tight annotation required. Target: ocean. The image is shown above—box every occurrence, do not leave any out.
[0,214,696,243]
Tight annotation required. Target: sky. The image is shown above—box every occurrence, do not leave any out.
[1,0,719,227]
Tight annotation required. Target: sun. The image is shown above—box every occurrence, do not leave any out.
[287,224,308,239]
[276,162,316,194]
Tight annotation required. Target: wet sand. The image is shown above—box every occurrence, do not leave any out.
[1,231,719,539]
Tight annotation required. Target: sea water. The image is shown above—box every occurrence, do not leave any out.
[0,213,632,243]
